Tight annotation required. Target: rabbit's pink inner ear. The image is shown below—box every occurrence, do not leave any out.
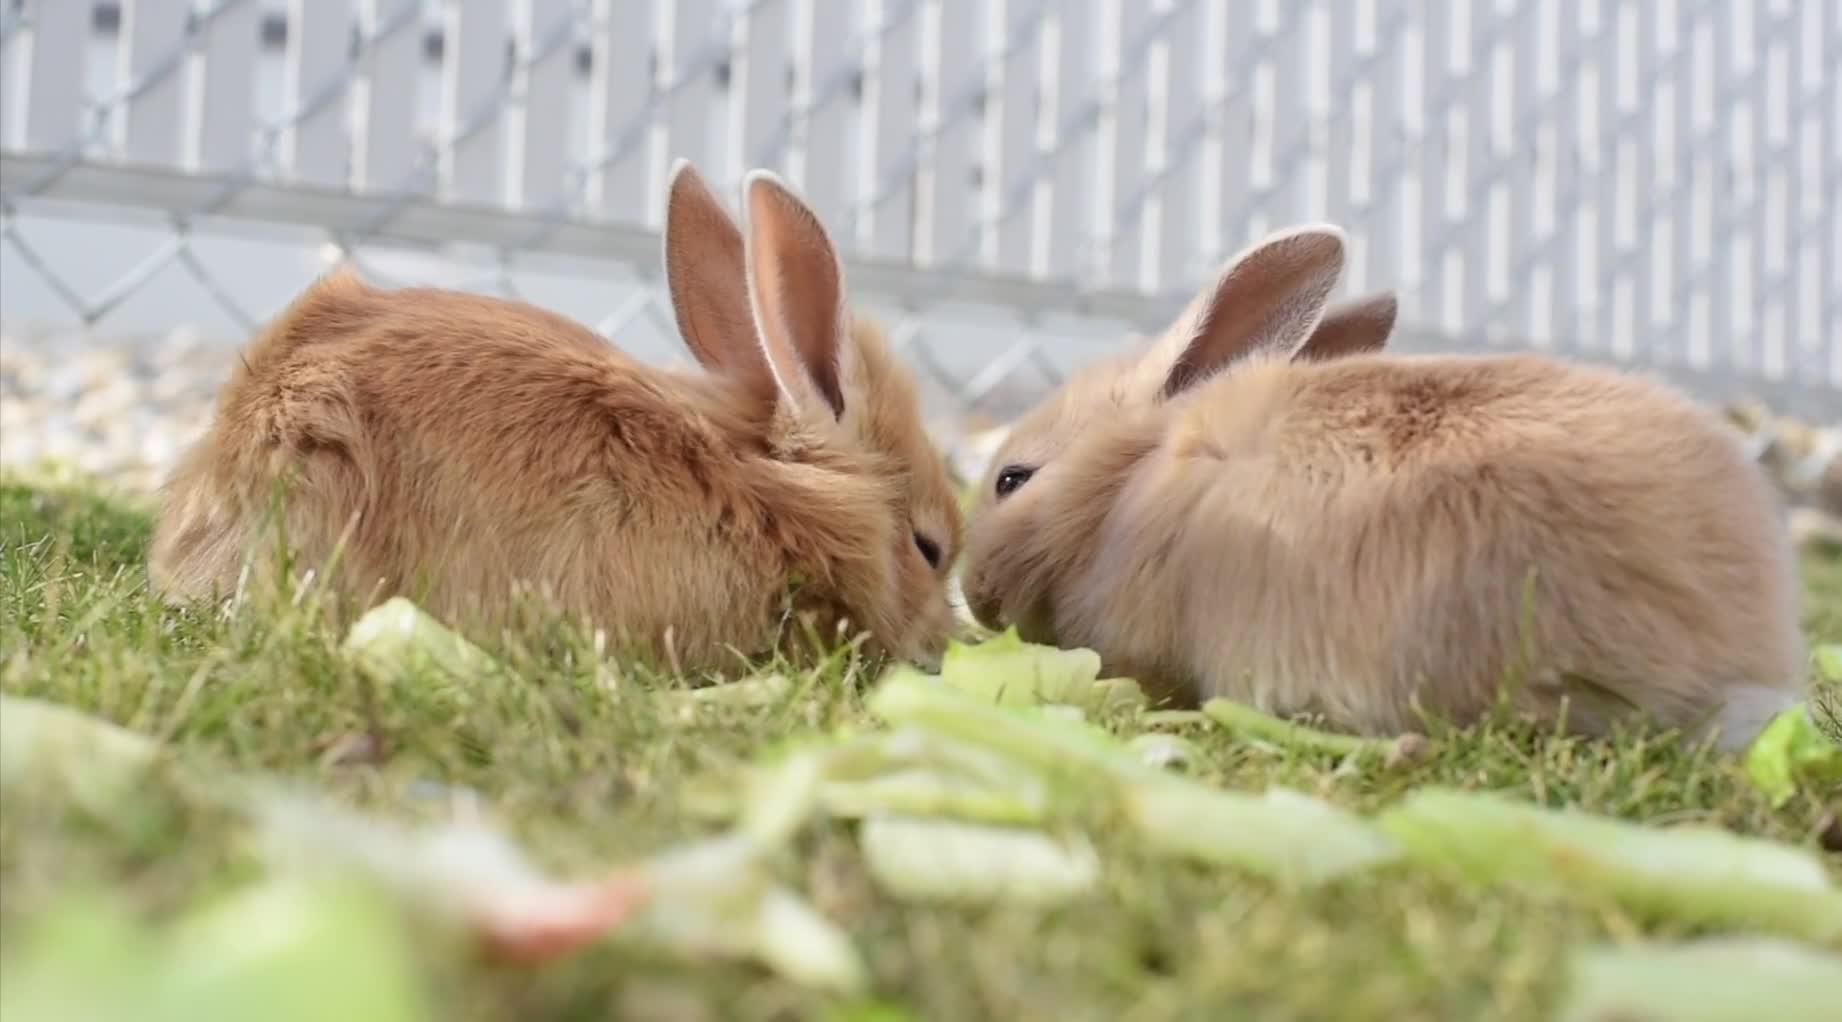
[1295,290,1399,362]
[744,172,849,419]
[663,161,759,380]
[1160,227,1346,399]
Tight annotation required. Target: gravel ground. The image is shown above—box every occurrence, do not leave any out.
[1,328,231,496]
[3,326,1837,540]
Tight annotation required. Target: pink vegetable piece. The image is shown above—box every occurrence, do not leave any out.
[474,872,650,964]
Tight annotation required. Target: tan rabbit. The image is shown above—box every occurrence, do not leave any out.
[961,225,1804,749]
[149,162,963,671]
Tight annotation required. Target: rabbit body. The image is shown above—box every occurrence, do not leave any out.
[963,227,1803,747]
[151,167,962,670]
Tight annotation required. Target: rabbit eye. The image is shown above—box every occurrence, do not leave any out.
[994,465,1034,498]
[913,532,942,569]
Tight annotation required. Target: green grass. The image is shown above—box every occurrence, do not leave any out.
[2,473,1839,1022]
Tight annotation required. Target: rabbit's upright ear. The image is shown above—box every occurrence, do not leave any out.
[1295,290,1397,361]
[743,170,849,419]
[663,159,761,383]
[1157,225,1346,399]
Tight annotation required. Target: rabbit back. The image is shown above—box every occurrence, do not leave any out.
[150,269,830,666]
[1087,351,1805,742]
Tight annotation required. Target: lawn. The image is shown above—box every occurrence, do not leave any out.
[2,472,1838,1022]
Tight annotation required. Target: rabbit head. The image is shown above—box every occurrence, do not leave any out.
[663,161,963,663]
[960,226,1385,642]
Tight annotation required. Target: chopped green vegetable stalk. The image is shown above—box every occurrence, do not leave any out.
[0,695,160,815]
[341,598,498,695]
[1815,644,1841,684]
[0,879,429,1022]
[1124,784,1402,885]
[1558,938,1842,1022]
[736,745,828,849]
[1744,702,1842,807]
[868,668,1162,785]
[1202,698,1396,758]
[858,816,1100,906]
[669,673,794,709]
[1379,788,1842,942]
[750,888,869,993]
[819,770,1049,825]
[935,627,1145,714]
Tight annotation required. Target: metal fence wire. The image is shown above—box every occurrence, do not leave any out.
[1,0,1838,468]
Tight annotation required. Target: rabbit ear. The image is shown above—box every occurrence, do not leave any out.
[743,169,849,419]
[1158,225,1347,399]
[663,159,759,379]
[1295,290,1398,362]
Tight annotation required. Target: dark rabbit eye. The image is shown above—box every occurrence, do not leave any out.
[914,533,942,569]
[994,465,1034,498]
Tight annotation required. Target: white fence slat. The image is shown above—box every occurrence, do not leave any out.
[1156,0,1201,290]
[192,0,261,173]
[281,0,354,188]
[1630,0,1657,362]
[1829,0,1841,386]
[1801,0,1834,380]
[0,3,23,147]
[985,0,1041,274]
[861,0,918,259]
[1370,0,1407,301]
[20,0,86,153]
[1045,0,1095,280]
[1502,0,1539,336]
[735,0,790,180]
[1266,0,1311,226]
[1459,0,1493,332]
[586,0,653,223]
[663,0,718,184]
[1711,3,1744,373]
[921,0,981,266]
[1323,2,1358,236]
[514,0,574,207]
[356,0,422,192]
[1549,6,1584,350]
[117,0,189,166]
[1417,0,1451,330]
[442,0,509,205]
[795,0,855,228]
[1104,0,1148,288]
[1664,0,1693,357]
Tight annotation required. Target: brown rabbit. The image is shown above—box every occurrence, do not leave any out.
[149,162,963,671]
[961,225,1804,749]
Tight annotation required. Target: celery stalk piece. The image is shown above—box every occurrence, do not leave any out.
[0,695,159,814]
[1558,938,1842,1022]
[0,879,429,1022]
[936,627,1146,713]
[1124,783,1402,885]
[1202,698,1392,757]
[1744,702,1842,807]
[819,769,1050,825]
[1814,644,1841,684]
[867,667,1162,785]
[341,597,498,696]
[1379,788,1842,942]
[670,674,794,709]
[858,816,1100,906]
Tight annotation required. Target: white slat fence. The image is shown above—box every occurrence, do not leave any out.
[0,0,1835,424]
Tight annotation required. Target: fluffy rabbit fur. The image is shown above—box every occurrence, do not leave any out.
[961,226,1804,749]
[149,162,963,670]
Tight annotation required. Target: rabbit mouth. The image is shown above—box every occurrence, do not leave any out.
[964,588,1006,632]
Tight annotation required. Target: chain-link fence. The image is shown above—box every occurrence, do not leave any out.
[2,0,1838,488]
